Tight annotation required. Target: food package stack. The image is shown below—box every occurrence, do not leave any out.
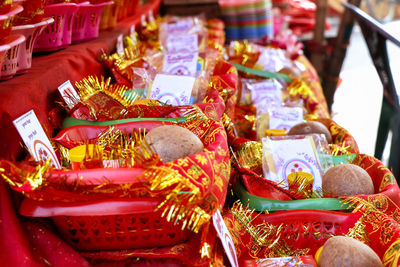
[219,0,273,40]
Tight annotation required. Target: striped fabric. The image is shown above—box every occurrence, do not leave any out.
[219,0,273,40]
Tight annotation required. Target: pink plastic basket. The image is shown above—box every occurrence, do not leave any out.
[10,17,54,75]
[0,34,25,80]
[72,1,113,43]
[33,3,78,52]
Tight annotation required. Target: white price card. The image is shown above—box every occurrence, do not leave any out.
[116,34,124,55]
[13,110,61,169]
[213,210,239,267]
[58,80,80,107]
[149,74,195,106]
[162,52,198,76]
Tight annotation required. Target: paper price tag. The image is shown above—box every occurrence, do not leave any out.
[162,52,198,76]
[149,74,195,106]
[13,110,61,169]
[213,210,239,267]
[116,34,124,55]
[58,80,80,107]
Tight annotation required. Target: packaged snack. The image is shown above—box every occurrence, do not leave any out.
[243,78,284,108]
[256,106,303,140]
[148,73,196,106]
[262,134,331,192]
[254,45,294,72]
[158,15,208,53]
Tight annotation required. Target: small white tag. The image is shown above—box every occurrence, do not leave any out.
[148,10,155,24]
[116,34,124,55]
[162,52,198,76]
[213,210,239,267]
[130,25,135,37]
[166,34,198,53]
[268,106,303,131]
[141,14,146,27]
[13,110,61,169]
[149,74,195,106]
[58,80,80,108]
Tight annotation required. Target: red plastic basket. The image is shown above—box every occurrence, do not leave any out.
[19,197,194,251]
[72,1,113,43]
[33,3,78,52]
[225,209,363,261]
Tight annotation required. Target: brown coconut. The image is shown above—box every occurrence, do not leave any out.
[320,236,382,267]
[322,164,375,196]
[144,125,204,163]
[288,121,332,143]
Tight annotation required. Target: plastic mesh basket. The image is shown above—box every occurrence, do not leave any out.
[33,3,78,52]
[19,197,194,251]
[0,34,25,80]
[52,211,193,251]
[10,17,54,75]
[72,1,113,43]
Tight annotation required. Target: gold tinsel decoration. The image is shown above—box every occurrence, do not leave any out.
[230,201,310,257]
[74,76,140,108]
[0,158,53,190]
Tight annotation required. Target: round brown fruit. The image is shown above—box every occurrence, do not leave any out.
[287,121,332,143]
[144,125,204,163]
[322,164,375,196]
[320,236,382,267]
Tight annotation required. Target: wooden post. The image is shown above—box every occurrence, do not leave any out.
[322,0,362,112]
[310,0,328,76]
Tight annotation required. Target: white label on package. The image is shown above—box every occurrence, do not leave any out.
[166,34,198,53]
[58,80,80,107]
[116,34,124,55]
[268,106,303,131]
[162,52,198,76]
[256,48,291,72]
[13,110,61,169]
[262,136,322,190]
[249,80,282,107]
[149,74,195,106]
[213,210,239,267]
[165,18,194,32]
